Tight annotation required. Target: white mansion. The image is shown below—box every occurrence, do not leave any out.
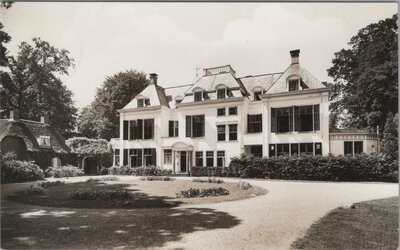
[110,50,378,173]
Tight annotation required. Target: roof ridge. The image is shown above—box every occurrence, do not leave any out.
[163,84,194,89]
[237,72,284,79]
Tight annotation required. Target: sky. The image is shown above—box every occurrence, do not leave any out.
[1,2,397,110]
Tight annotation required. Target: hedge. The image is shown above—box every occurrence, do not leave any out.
[192,154,398,182]
[45,165,84,178]
[1,153,45,183]
[108,165,172,176]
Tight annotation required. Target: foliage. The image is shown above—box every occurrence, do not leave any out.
[38,181,65,188]
[328,14,398,130]
[380,113,399,162]
[45,165,83,178]
[66,137,110,156]
[68,189,135,200]
[87,176,120,182]
[78,70,148,140]
[237,181,252,190]
[24,185,45,195]
[191,166,229,177]
[109,165,172,176]
[0,22,11,67]
[99,167,109,175]
[192,177,224,183]
[2,38,77,134]
[139,176,174,181]
[1,154,45,183]
[176,187,230,198]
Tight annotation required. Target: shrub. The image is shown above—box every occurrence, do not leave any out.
[86,178,101,183]
[1,157,45,184]
[237,181,252,190]
[139,176,174,181]
[192,177,224,183]
[176,187,229,198]
[108,165,172,176]
[191,166,229,177]
[99,167,109,175]
[98,176,120,181]
[24,185,45,195]
[68,189,134,200]
[38,181,64,188]
[45,165,84,178]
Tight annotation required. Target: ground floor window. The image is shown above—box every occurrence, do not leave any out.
[206,151,214,167]
[164,149,172,164]
[195,151,203,166]
[114,149,120,165]
[269,142,322,157]
[250,145,263,158]
[217,151,225,167]
[344,141,363,156]
[130,149,142,167]
[127,148,156,167]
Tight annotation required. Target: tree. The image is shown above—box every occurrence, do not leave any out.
[328,14,398,130]
[78,70,148,140]
[3,38,77,134]
[380,112,398,162]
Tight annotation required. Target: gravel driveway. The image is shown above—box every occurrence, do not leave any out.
[1,177,397,249]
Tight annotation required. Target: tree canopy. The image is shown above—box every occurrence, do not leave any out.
[328,14,398,131]
[78,70,148,140]
[1,38,77,134]
[380,113,398,162]
[66,137,110,156]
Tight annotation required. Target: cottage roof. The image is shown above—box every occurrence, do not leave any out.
[0,119,70,154]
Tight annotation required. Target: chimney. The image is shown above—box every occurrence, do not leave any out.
[41,115,49,125]
[9,109,20,121]
[149,73,158,85]
[290,49,300,64]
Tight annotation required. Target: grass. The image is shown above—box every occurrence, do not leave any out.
[291,197,399,249]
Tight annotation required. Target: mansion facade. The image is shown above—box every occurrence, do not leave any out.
[110,50,378,174]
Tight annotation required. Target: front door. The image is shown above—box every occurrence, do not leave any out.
[180,151,187,172]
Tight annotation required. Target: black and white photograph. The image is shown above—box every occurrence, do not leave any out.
[0,1,398,249]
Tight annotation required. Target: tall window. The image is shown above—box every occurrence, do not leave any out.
[52,157,61,167]
[143,148,156,166]
[206,151,214,167]
[250,145,263,158]
[229,107,237,115]
[248,114,262,133]
[143,119,154,139]
[315,143,322,155]
[291,144,299,156]
[217,88,226,99]
[354,141,363,154]
[195,151,203,166]
[271,105,319,133]
[168,121,179,137]
[217,108,225,116]
[164,149,172,164]
[229,124,238,141]
[289,80,299,91]
[186,115,205,138]
[115,149,120,165]
[217,151,225,167]
[254,91,262,101]
[217,125,226,141]
[297,106,313,132]
[277,107,292,133]
[130,149,142,167]
[269,144,275,158]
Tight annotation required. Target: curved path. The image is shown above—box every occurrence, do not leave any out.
[1,177,398,249]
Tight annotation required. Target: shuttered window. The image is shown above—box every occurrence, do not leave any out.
[186,116,192,137]
[271,105,320,133]
[169,121,179,137]
[314,104,320,131]
[271,108,277,133]
[123,121,129,140]
[248,114,262,133]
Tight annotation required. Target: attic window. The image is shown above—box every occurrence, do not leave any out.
[137,98,150,108]
[194,90,208,102]
[254,91,262,101]
[217,87,233,99]
[289,80,299,91]
[38,136,50,146]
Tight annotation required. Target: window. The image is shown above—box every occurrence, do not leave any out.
[300,143,314,154]
[217,88,226,99]
[250,145,263,158]
[315,143,322,155]
[354,141,363,154]
[186,115,205,138]
[125,119,145,140]
[297,106,313,132]
[143,119,154,139]
[269,144,276,157]
[38,136,50,146]
[217,108,226,116]
[291,144,299,156]
[123,149,129,165]
[217,125,226,141]
[143,148,156,166]
[203,91,210,100]
[195,151,203,166]
[115,149,120,165]
[344,141,353,155]
[289,80,299,91]
[271,105,319,133]
[254,91,262,101]
[229,107,237,115]
[277,144,290,156]
[130,149,142,167]
[229,124,238,141]
[276,107,292,133]
[52,157,61,167]
[194,92,202,102]
[137,99,144,108]
[344,141,363,155]
[145,99,150,106]
[164,149,172,164]
[217,151,225,167]
[168,121,179,137]
[176,99,182,104]
[206,151,214,167]
[248,114,262,133]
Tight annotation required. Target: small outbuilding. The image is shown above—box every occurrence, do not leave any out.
[329,129,379,156]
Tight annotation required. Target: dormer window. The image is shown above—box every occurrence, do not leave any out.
[217,87,233,99]
[254,91,262,101]
[38,136,50,146]
[194,92,202,102]
[137,98,150,107]
[289,80,299,91]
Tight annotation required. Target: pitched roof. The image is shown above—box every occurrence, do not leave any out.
[238,72,283,93]
[0,119,70,153]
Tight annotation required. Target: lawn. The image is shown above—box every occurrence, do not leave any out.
[291,196,399,249]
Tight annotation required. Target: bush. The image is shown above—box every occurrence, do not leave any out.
[38,181,64,188]
[225,154,398,182]
[68,189,134,200]
[99,167,109,175]
[24,185,45,195]
[237,181,252,190]
[1,156,45,183]
[108,165,172,176]
[192,177,224,183]
[45,165,84,178]
[176,187,230,198]
[191,166,229,177]
[139,176,174,181]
